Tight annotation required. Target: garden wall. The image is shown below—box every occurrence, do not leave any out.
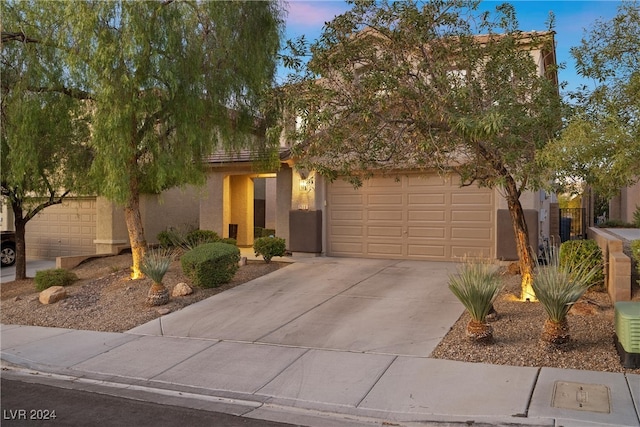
[587,227,632,302]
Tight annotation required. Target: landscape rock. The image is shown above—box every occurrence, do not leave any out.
[239,256,247,266]
[39,286,67,305]
[157,308,171,315]
[172,282,193,297]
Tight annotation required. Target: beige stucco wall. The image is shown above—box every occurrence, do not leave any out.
[141,186,200,245]
[610,182,640,223]
[96,186,200,254]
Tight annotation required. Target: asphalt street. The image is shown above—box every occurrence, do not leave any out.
[1,379,297,427]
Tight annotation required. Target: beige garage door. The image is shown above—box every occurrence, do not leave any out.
[327,174,494,261]
[26,197,97,259]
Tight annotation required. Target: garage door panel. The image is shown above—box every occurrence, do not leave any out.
[407,245,446,257]
[368,194,403,205]
[327,174,494,261]
[408,227,446,238]
[332,194,363,205]
[452,193,492,205]
[331,225,363,237]
[407,176,448,187]
[408,193,446,205]
[408,210,446,221]
[367,226,403,237]
[331,241,365,255]
[369,179,403,189]
[368,243,403,256]
[451,227,492,239]
[451,210,492,222]
[368,210,403,221]
[331,210,363,221]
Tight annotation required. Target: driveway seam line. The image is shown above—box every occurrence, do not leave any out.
[355,355,398,408]
[253,348,311,396]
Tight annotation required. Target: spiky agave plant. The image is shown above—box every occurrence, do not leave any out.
[532,246,601,345]
[448,262,502,343]
[140,248,173,306]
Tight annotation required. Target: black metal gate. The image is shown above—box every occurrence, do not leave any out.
[559,208,586,242]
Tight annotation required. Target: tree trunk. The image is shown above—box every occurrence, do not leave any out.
[147,282,169,306]
[123,184,147,280]
[12,204,27,281]
[466,319,493,343]
[503,180,537,301]
[542,318,569,345]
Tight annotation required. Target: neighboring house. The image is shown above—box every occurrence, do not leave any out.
[608,182,640,225]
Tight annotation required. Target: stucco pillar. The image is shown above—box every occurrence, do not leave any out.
[199,172,226,237]
[276,165,293,245]
[94,197,129,254]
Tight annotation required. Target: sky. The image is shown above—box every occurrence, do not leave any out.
[281,0,623,95]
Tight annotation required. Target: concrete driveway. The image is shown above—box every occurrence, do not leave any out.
[129,257,464,357]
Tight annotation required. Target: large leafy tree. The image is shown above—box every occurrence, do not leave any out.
[544,1,640,198]
[1,6,92,280]
[3,0,284,278]
[284,0,562,299]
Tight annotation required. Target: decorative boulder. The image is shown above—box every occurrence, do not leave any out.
[39,286,67,305]
[172,282,193,297]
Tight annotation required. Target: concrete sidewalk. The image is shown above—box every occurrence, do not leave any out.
[2,257,640,426]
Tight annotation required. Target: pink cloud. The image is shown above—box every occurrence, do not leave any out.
[286,1,349,27]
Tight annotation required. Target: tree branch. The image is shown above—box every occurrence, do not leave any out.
[1,31,40,44]
[1,82,93,100]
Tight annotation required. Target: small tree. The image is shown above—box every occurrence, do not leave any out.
[544,1,640,198]
[4,1,285,279]
[253,236,286,264]
[283,0,562,299]
[1,13,92,279]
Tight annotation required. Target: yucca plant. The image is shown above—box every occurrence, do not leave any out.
[140,248,173,306]
[532,246,601,345]
[448,262,502,343]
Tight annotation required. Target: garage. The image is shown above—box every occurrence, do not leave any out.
[326,174,494,261]
[26,197,97,259]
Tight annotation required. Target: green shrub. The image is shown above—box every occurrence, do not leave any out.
[254,227,264,239]
[185,229,220,247]
[634,206,640,228]
[181,242,240,288]
[559,240,605,289]
[158,228,221,250]
[253,236,286,263]
[35,269,78,291]
[598,219,635,228]
[157,230,174,248]
[632,240,640,284]
[219,238,237,246]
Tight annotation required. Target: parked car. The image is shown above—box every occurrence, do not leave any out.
[1,231,16,267]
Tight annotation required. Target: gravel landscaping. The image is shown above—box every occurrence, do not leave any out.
[1,254,638,374]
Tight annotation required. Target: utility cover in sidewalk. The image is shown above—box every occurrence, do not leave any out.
[552,381,611,413]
